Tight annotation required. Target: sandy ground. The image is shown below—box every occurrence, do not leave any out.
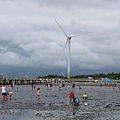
[0,84,120,120]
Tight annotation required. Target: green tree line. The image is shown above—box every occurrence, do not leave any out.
[38,72,120,80]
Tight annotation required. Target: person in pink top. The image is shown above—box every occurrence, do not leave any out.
[36,88,41,99]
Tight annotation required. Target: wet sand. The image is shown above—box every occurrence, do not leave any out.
[0,84,120,120]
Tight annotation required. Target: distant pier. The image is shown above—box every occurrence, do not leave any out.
[0,77,120,86]
[0,78,72,85]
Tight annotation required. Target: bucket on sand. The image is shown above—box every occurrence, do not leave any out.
[84,102,88,106]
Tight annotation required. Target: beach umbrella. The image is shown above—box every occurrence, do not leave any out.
[105,79,112,83]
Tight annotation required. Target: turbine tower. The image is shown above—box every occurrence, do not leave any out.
[55,19,90,79]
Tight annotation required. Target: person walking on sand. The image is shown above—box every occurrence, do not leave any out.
[11,83,14,90]
[36,88,41,99]
[1,83,7,100]
[69,91,75,102]
[31,83,34,90]
[33,83,36,88]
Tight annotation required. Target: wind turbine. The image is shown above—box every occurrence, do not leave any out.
[55,19,91,79]
[59,70,65,77]
[23,73,28,78]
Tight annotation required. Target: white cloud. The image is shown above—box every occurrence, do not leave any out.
[0,0,120,77]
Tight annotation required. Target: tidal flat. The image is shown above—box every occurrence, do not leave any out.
[0,84,120,120]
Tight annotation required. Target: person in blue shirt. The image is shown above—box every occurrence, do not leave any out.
[72,97,79,105]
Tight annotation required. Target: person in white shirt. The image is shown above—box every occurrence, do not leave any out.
[2,83,7,100]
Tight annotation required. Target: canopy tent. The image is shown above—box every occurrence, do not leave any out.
[105,79,112,83]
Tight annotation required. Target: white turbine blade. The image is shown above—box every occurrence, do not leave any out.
[59,39,68,60]
[70,32,92,37]
[54,19,68,38]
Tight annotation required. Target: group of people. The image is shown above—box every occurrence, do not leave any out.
[58,83,65,90]
[1,83,14,100]
[1,82,40,100]
[1,82,87,104]
[69,91,88,106]
[46,84,52,90]
[31,83,36,90]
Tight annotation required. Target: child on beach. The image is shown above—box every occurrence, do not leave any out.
[72,97,80,106]
[36,88,41,99]
[8,91,14,100]
[11,83,14,90]
[82,93,88,102]
[16,84,19,89]
[33,83,36,88]
[69,91,75,102]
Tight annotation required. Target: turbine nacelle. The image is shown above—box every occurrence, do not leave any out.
[67,36,71,40]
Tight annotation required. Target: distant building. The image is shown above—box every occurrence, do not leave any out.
[0,75,3,80]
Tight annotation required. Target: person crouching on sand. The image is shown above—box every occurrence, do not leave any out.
[8,91,14,100]
[72,97,80,106]
[82,93,88,102]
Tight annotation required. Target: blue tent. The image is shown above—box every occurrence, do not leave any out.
[105,79,112,83]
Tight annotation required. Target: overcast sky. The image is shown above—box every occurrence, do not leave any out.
[0,0,120,78]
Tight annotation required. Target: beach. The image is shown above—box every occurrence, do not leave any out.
[0,84,120,120]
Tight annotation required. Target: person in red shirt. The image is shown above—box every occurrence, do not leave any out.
[69,91,74,102]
